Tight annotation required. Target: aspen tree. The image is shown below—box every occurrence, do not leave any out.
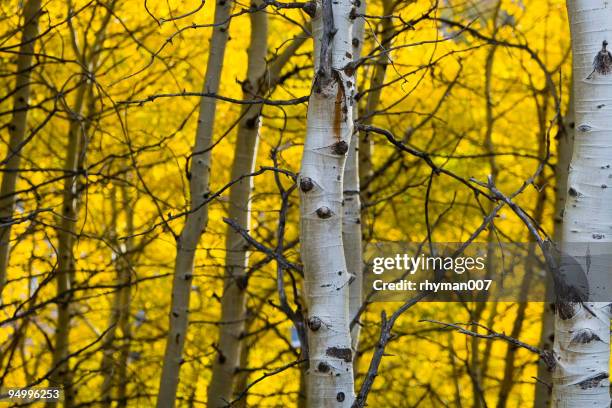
[208,21,309,407]
[47,3,115,404]
[497,94,550,408]
[534,93,573,408]
[116,185,134,408]
[100,183,135,406]
[207,3,267,406]
[552,1,612,406]
[47,82,87,408]
[99,185,123,406]
[0,0,42,294]
[299,0,356,405]
[470,5,503,405]
[156,1,232,406]
[344,0,365,352]
[358,0,394,194]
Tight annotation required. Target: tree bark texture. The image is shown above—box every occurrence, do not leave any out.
[299,0,356,405]
[157,1,232,406]
[552,2,612,406]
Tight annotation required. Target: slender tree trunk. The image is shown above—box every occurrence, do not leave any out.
[358,0,394,195]
[208,23,307,407]
[0,0,42,295]
[100,186,123,406]
[350,0,392,374]
[116,185,134,408]
[344,0,365,354]
[232,332,250,408]
[207,5,267,405]
[299,0,355,406]
[47,78,87,408]
[358,0,398,242]
[100,184,135,406]
[534,92,573,408]
[497,95,549,408]
[47,5,114,404]
[156,1,232,406]
[471,18,501,403]
[552,1,612,406]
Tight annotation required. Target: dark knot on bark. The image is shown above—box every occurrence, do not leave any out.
[300,177,314,192]
[593,40,612,75]
[316,207,332,219]
[307,316,322,331]
[332,140,348,155]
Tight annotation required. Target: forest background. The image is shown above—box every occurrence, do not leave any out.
[0,0,584,407]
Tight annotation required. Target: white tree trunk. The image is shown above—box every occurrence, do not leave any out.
[535,92,574,408]
[156,1,231,406]
[299,0,355,406]
[552,2,612,407]
[0,0,42,294]
[344,0,365,352]
[207,4,267,406]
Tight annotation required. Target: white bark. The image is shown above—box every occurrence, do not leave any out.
[535,93,574,408]
[156,1,231,406]
[299,0,355,406]
[344,0,365,352]
[207,4,267,406]
[0,0,42,294]
[207,20,309,408]
[552,2,612,407]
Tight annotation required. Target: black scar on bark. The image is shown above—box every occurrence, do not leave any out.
[236,274,249,290]
[326,347,352,362]
[245,116,258,129]
[551,246,589,320]
[300,177,314,192]
[555,300,577,320]
[317,362,330,373]
[336,392,345,402]
[308,316,322,331]
[578,372,608,390]
[217,351,226,364]
[332,140,349,155]
[316,207,332,218]
[570,328,602,345]
[593,40,612,75]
